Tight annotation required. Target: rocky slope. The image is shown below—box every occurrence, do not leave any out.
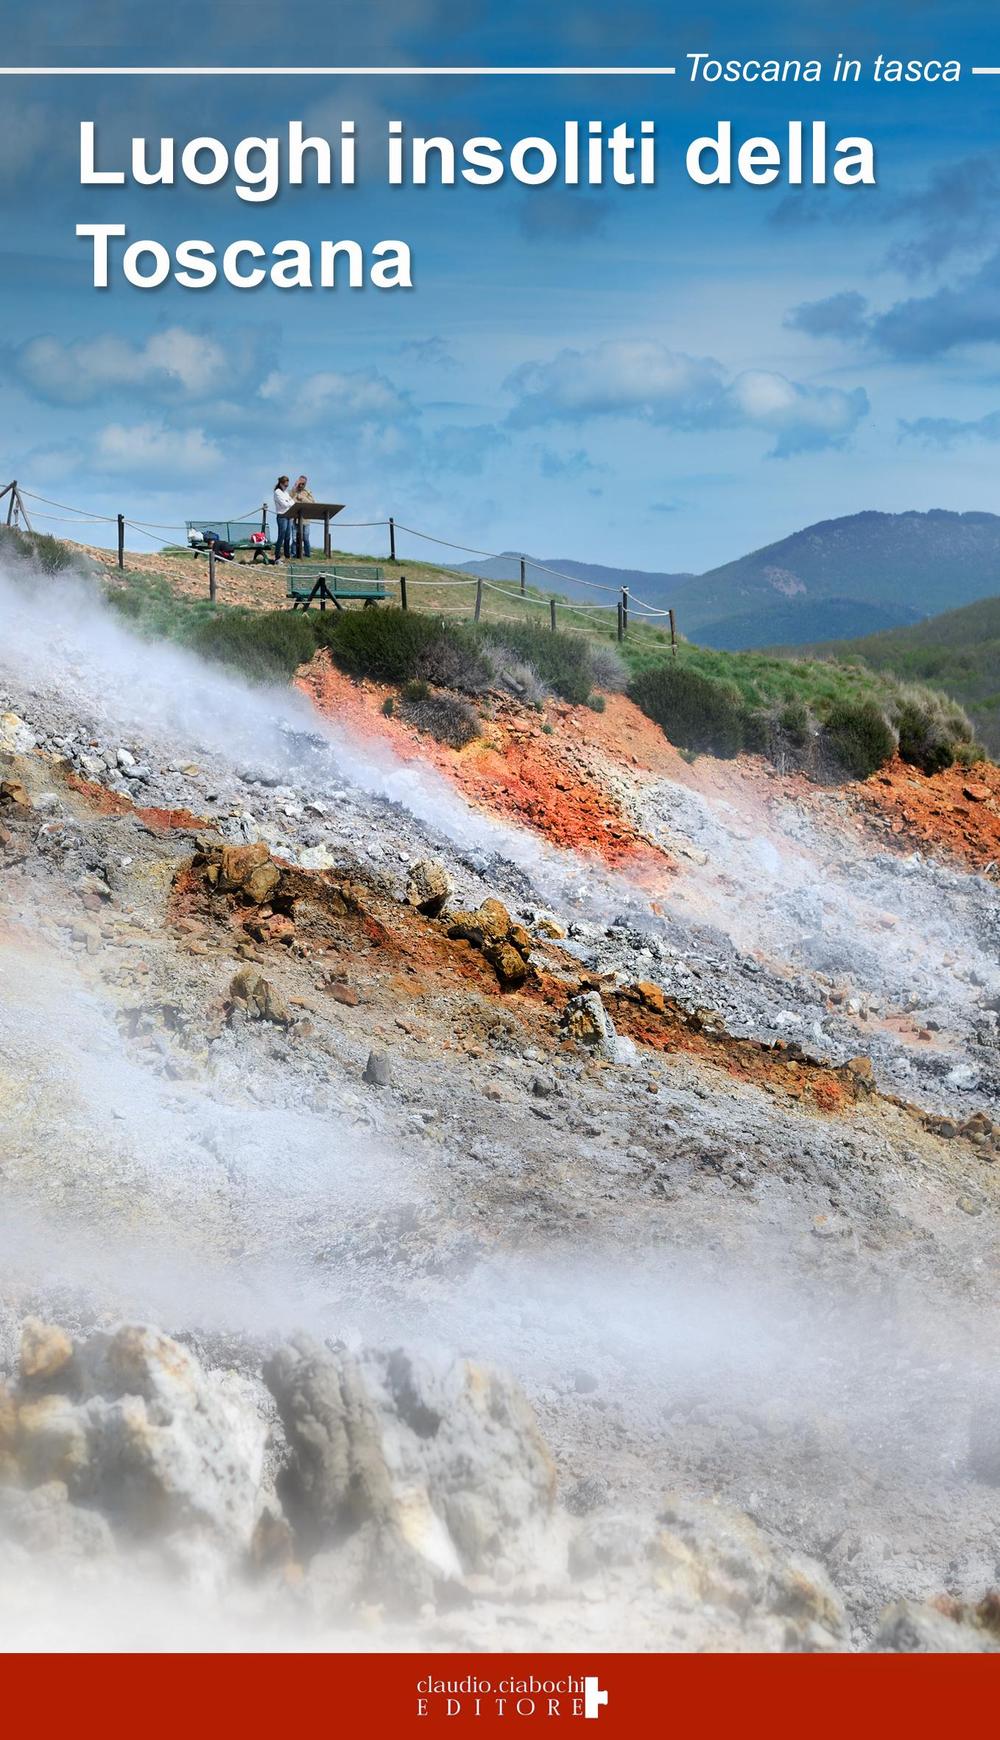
[1,554,999,1652]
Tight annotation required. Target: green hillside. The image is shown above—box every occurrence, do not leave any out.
[799,593,1000,755]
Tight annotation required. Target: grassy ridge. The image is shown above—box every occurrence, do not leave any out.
[792,594,1000,756]
[75,540,986,776]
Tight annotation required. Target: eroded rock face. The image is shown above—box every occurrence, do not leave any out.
[5,1323,269,1558]
[263,1336,557,1610]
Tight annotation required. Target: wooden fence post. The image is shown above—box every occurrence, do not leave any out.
[669,608,677,657]
[389,516,397,562]
[520,557,526,595]
[621,586,629,636]
[474,578,483,622]
[208,543,217,605]
[617,602,624,643]
[400,575,408,611]
[117,512,125,570]
[550,598,557,632]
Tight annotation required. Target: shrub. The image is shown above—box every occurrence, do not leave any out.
[779,699,811,746]
[477,623,593,705]
[586,693,606,713]
[588,642,629,693]
[400,692,480,748]
[890,684,977,776]
[629,665,746,758]
[485,651,549,706]
[315,608,491,692]
[401,677,430,704]
[381,695,395,717]
[954,739,986,767]
[187,609,317,684]
[414,626,491,694]
[0,525,77,574]
[824,700,896,779]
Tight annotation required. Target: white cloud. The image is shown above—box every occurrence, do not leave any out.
[93,422,225,478]
[505,339,868,457]
[259,366,409,424]
[10,327,258,406]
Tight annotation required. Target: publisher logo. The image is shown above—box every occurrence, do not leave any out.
[415,1669,609,1720]
[584,1679,608,1720]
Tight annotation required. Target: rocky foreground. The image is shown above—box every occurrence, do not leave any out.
[1,560,1000,1650]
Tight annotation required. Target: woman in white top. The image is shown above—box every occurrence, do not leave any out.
[273,475,294,562]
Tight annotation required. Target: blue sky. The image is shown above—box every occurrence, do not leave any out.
[4,2,1000,570]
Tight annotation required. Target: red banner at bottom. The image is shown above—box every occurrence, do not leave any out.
[2,1652,994,1736]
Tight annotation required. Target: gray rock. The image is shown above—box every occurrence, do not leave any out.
[363,1050,392,1088]
[264,1336,556,1610]
[12,1323,269,1556]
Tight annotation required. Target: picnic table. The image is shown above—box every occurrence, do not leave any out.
[287,500,346,558]
[286,561,387,611]
[186,519,270,563]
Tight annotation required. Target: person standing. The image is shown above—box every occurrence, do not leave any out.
[292,473,315,557]
[273,475,294,562]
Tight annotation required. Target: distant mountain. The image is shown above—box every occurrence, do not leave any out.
[796,591,1000,755]
[455,512,1000,649]
[678,509,1000,645]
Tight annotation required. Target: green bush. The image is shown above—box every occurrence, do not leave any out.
[401,677,430,704]
[187,610,317,684]
[477,623,593,705]
[890,685,977,775]
[0,525,77,574]
[381,695,395,717]
[400,692,480,748]
[315,608,491,692]
[824,700,896,778]
[586,693,606,713]
[780,699,811,746]
[629,665,746,758]
[312,607,443,682]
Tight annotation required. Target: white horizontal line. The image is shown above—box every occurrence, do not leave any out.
[971,66,1000,73]
[0,65,678,76]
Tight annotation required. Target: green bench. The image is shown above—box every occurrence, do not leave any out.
[286,561,387,611]
[186,519,270,563]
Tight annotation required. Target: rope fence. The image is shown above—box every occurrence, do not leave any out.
[2,478,678,649]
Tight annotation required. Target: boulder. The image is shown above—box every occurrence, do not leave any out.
[264,1337,556,1610]
[4,1324,269,1558]
[486,941,529,988]
[217,841,282,904]
[563,991,618,1058]
[363,1050,392,1087]
[405,859,451,917]
[446,899,533,989]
